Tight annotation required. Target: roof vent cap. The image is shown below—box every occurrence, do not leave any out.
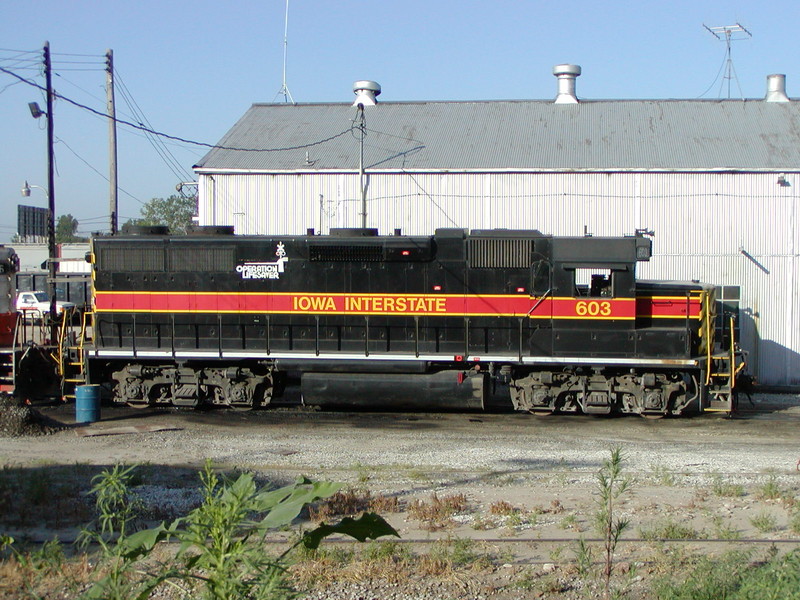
[765,74,790,103]
[353,80,381,107]
[553,64,581,104]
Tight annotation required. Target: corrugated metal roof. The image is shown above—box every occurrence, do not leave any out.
[194,99,800,172]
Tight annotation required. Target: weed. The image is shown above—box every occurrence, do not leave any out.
[575,447,631,600]
[649,462,676,486]
[790,509,800,535]
[309,488,371,522]
[756,474,783,501]
[351,462,371,484]
[709,515,741,540]
[652,549,800,600]
[711,475,745,498]
[750,510,778,533]
[471,514,495,530]
[559,514,580,531]
[428,537,489,570]
[369,493,400,514]
[549,546,565,562]
[79,461,398,600]
[513,567,538,591]
[309,488,401,523]
[489,500,515,516]
[360,539,409,562]
[0,535,12,555]
[639,518,704,540]
[407,469,431,482]
[408,492,468,530]
[574,536,594,578]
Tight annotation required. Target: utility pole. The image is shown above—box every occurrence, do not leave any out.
[43,42,58,343]
[106,49,118,234]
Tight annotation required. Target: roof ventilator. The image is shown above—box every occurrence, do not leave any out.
[765,74,790,103]
[553,64,581,104]
[352,80,381,107]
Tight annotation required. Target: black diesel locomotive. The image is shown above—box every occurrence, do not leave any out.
[84,227,743,416]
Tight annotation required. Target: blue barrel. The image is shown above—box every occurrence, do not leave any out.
[75,385,101,424]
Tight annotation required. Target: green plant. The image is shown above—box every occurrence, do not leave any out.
[429,538,488,569]
[652,548,800,600]
[711,475,745,498]
[750,511,778,533]
[649,463,676,486]
[639,519,704,541]
[595,447,631,599]
[790,509,800,535]
[574,536,594,578]
[559,514,579,531]
[710,515,741,540]
[351,462,371,484]
[82,461,398,600]
[757,474,783,500]
[77,464,146,600]
[360,540,409,562]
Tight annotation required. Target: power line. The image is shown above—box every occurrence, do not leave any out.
[55,136,145,205]
[114,68,193,182]
[0,64,355,153]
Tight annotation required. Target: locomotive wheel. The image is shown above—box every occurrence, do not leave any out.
[529,409,555,417]
[127,400,151,409]
[641,412,667,420]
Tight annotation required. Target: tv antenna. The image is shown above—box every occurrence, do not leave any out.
[274,0,295,103]
[703,22,752,99]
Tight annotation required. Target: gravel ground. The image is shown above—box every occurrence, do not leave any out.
[1,392,799,599]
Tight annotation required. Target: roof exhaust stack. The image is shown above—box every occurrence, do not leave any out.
[765,74,790,103]
[553,64,581,104]
[352,80,381,107]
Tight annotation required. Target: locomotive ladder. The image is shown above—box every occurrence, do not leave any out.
[703,315,745,414]
[60,309,92,401]
[0,316,18,391]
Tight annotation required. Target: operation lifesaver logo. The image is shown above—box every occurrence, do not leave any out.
[236,242,288,280]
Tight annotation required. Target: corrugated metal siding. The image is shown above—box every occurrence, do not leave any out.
[197,170,799,385]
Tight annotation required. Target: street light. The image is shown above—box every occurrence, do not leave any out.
[21,180,47,199]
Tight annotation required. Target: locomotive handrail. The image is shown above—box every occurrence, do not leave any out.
[705,291,714,386]
[527,288,551,317]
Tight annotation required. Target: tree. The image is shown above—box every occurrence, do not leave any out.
[55,214,87,243]
[131,194,196,235]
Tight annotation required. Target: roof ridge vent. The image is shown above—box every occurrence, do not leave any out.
[553,64,581,104]
[765,74,790,102]
[352,80,381,107]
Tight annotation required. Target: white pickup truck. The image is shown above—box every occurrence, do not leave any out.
[16,290,75,319]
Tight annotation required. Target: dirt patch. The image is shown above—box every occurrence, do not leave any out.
[0,394,66,438]
[1,396,799,598]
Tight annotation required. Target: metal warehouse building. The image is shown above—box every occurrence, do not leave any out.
[193,66,800,387]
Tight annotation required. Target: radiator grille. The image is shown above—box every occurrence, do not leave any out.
[309,245,384,262]
[168,247,236,271]
[97,246,165,272]
[468,238,532,269]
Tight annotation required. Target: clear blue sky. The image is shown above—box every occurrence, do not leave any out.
[1,0,797,242]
